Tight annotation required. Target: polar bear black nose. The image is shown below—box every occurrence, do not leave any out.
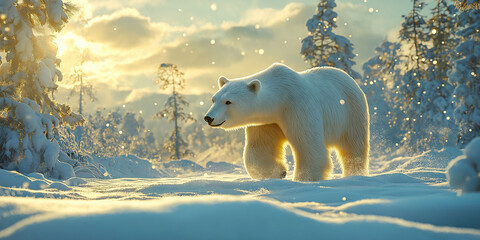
[204,116,214,124]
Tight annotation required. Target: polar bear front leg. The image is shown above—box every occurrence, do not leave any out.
[280,118,331,181]
[244,124,288,179]
[290,142,331,181]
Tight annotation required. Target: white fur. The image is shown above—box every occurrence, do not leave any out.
[205,63,370,181]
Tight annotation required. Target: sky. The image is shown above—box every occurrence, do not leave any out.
[56,0,415,112]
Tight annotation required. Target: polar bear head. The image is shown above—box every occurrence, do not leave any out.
[204,76,261,129]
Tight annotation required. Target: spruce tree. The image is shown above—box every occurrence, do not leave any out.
[449,9,480,146]
[362,40,403,153]
[66,14,94,147]
[416,0,459,148]
[154,63,195,160]
[394,0,430,152]
[67,66,96,115]
[301,0,361,79]
[0,0,82,178]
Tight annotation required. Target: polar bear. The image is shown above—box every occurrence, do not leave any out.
[204,63,369,181]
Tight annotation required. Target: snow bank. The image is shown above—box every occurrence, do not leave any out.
[370,147,463,183]
[159,160,244,176]
[206,161,242,172]
[91,155,167,178]
[0,168,84,191]
[1,192,479,240]
[1,147,479,239]
[447,137,480,193]
[195,146,244,166]
[162,159,205,174]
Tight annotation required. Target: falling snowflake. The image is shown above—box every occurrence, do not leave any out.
[210,3,217,11]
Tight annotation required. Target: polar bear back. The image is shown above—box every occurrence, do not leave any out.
[303,67,367,144]
[253,64,367,145]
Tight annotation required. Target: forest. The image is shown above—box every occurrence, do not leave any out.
[0,0,479,239]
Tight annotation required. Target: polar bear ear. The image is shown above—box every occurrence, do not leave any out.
[218,76,229,88]
[247,79,261,94]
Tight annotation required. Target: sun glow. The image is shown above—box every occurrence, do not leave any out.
[53,37,67,56]
[75,37,87,50]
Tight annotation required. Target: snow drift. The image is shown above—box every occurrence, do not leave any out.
[1,147,479,240]
[447,137,480,193]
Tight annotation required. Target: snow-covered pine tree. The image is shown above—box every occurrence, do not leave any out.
[453,0,480,11]
[68,65,95,145]
[130,115,158,160]
[132,130,158,159]
[120,112,157,159]
[154,63,195,160]
[0,0,83,178]
[71,109,158,159]
[417,0,459,148]
[449,9,480,146]
[65,14,95,116]
[64,14,94,147]
[67,66,96,114]
[122,112,140,137]
[362,40,403,154]
[301,0,361,79]
[394,0,431,152]
[80,110,123,157]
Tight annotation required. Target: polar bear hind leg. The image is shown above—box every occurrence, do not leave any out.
[337,127,369,176]
[244,124,288,179]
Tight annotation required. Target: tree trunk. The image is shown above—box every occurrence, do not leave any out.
[172,78,181,160]
[412,0,421,75]
[78,67,83,147]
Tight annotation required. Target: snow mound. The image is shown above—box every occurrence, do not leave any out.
[195,146,244,167]
[206,161,242,172]
[160,160,244,175]
[370,147,463,183]
[0,169,76,191]
[447,137,480,193]
[1,195,480,240]
[162,160,205,174]
[92,155,167,178]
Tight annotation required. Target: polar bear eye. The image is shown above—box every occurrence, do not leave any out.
[225,100,232,105]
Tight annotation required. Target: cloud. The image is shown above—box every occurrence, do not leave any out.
[119,37,243,72]
[57,0,391,109]
[115,3,313,94]
[125,87,160,103]
[56,81,131,111]
[230,2,306,28]
[84,9,156,49]
[224,26,273,40]
[84,0,163,16]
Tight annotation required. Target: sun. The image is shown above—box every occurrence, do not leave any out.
[53,36,67,56]
[53,32,88,58]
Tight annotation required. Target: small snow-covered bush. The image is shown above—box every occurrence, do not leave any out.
[0,98,74,179]
[447,137,480,193]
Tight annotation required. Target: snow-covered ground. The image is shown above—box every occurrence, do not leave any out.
[1,148,480,240]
